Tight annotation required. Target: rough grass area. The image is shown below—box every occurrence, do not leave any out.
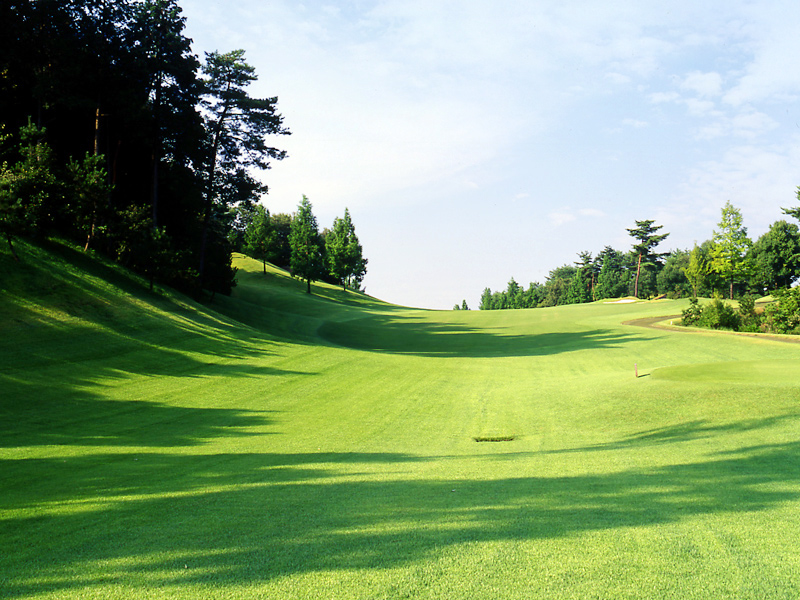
[3,239,800,599]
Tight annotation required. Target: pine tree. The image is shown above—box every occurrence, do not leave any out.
[289,196,322,293]
[244,204,272,274]
[627,220,669,298]
[326,208,367,291]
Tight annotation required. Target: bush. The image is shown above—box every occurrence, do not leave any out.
[737,294,762,333]
[681,297,702,326]
[764,287,800,334]
[697,296,740,330]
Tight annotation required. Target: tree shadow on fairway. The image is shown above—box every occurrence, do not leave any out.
[0,333,308,448]
[318,313,652,358]
[546,414,800,454]
[4,440,800,597]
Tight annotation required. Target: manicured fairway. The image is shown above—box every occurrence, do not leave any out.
[2,241,800,599]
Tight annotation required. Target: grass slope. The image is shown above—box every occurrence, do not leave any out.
[3,240,800,599]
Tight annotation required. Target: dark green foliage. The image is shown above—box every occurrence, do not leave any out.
[748,220,800,292]
[268,213,293,270]
[657,249,691,298]
[244,204,272,273]
[0,1,240,297]
[737,294,762,333]
[0,123,59,258]
[595,246,629,300]
[681,298,703,326]
[289,196,323,293]
[197,49,289,292]
[65,152,112,252]
[326,208,367,291]
[764,287,800,334]
[697,296,741,330]
[478,279,544,310]
[627,219,669,298]
[682,295,763,332]
[563,268,590,304]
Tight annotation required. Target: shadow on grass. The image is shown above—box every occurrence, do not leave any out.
[546,414,800,454]
[318,314,653,358]
[3,438,800,596]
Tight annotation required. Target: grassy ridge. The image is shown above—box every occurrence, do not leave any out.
[3,240,800,599]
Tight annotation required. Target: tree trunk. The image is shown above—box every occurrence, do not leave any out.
[5,232,20,261]
[634,253,642,297]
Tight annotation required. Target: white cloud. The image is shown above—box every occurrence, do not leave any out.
[669,139,800,242]
[681,71,723,98]
[622,118,648,128]
[723,5,800,106]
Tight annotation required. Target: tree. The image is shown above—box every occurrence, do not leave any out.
[289,195,322,293]
[709,201,751,299]
[479,287,493,310]
[595,246,628,299]
[66,152,112,252]
[268,213,293,269]
[748,220,800,292]
[244,204,273,274]
[781,188,800,223]
[0,122,58,260]
[326,208,367,291]
[682,243,709,297]
[130,0,203,228]
[656,249,691,298]
[627,219,669,298]
[197,49,290,292]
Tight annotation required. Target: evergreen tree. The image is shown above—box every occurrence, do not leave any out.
[657,249,691,297]
[244,204,273,274]
[627,219,669,298]
[66,152,112,252]
[595,246,628,299]
[197,49,289,292]
[289,195,322,293]
[325,208,367,291]
[0,123,58,260]
[563,268,590,304]
[479,287,493,310]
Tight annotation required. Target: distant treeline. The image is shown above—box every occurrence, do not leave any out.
[0,1,364,297]
[471,201,800,311]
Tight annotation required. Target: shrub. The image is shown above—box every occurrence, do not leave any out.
[764,287,800,334]
[697,296,741,330]
[681,297,703,326]
[737,294,762,333]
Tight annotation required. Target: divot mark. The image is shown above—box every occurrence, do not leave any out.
[473,436,516,442]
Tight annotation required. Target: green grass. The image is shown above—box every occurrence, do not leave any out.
[3,239,800,599]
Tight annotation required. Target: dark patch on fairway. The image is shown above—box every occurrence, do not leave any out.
[319,315,652,358]
[474,436,516,442]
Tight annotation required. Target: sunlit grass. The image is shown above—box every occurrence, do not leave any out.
[3,241,800,598]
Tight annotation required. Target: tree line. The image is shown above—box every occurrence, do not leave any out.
[0,1,365,297]
[472,198,800,312]
[234,196,367,293]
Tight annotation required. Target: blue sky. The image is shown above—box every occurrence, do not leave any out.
[181,0,800,309]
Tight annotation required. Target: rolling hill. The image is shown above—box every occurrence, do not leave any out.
[3,238,800,599]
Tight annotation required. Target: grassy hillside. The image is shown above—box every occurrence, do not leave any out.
[3,239,800,599]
